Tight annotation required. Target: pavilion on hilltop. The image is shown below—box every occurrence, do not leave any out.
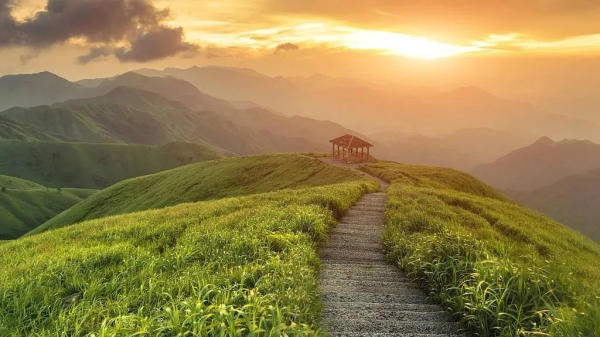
[329,134,373,164]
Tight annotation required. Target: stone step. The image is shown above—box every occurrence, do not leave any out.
[323,259,390,266]
[320,279,416,289]
[332,228,383,237]
[327,233,382,244]
[323,319,460,335]
[324,302,445,313]
[323,241,382,252]
[321,267,403,280]
[330,333,466,337]
[352,206,387,212]
[354,204,386,209]
[323,263,400,274]
[321,249,388,263]
[322,309,453,322]
[321,284,424,296]
[322,292,432,305]
[333,224,384,232]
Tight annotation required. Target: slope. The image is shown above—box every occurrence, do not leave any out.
[472,137,600,191]
[0,175,45,190]
[514,168,600,243]
[0,116,74,142]
[0,140,225,189]
[4,87,322,155]
[0,177,96,240]
[362,162,600,336]
[31,154,370,235]
[0,155,378,336]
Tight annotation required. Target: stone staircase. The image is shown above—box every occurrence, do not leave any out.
[320,188,465,337]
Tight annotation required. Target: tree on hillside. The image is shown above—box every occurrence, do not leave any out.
[57,188,62,194]
[1,187,6,193]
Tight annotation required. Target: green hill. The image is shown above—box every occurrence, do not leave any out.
[362,162,600,336]
[30,154,369,236]
[0,175,45,190]
[2,87,320,155]
[0,140,225,189]
[0,116,72,142]
[0,177,96,239]
[0,154,378,336]
[513,168,600,243]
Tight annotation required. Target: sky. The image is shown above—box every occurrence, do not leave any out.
[2,0,600,92]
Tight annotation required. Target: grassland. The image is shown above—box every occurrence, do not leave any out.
[0,140,225,189]
[0,176,96,239]
[362,162,600,337]
[0,156,378,336]
[30,154,367,236]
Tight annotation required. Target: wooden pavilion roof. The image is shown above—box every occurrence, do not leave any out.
[329,134,373,149]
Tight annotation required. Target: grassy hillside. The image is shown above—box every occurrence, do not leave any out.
[31,154,369,236]
[0,116,72,142]
[3,87,320,155]
[0,140,225,189]
[362,162,600,336]
[514,168,600,243]
[0,175,45,190]
[0,177,96,240]
[0,156,378,336]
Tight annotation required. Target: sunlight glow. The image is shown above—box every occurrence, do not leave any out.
[337,29,482,59]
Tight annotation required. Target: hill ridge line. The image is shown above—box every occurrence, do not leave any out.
[318,158,463,336]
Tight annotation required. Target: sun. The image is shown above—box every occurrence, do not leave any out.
[339,29,482,59]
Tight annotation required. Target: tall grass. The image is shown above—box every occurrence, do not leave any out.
[0,179,377,336]
[362,162,600,337]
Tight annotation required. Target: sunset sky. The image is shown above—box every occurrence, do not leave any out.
[2,0,600,91]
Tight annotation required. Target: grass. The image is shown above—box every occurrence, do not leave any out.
[0,176,96,240]
[362,162,600,337]
[30,154,368,236]
[0,175,45,190]
[0,161,378,335]
[0,140,225,189]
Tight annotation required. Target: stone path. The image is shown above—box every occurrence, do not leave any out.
[319,158,464,337]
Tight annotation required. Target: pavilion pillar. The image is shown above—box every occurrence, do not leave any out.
[332,143,335,157]
[367,147,370,161]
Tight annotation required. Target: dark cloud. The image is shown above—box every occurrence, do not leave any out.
[0,0,199,63]
[262,0,600,42]
[115,27,199,62]
[77,46,113,64]
[275,42,299,54]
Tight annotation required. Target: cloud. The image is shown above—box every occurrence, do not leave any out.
[115,27,199,62]
[275,42,299,54]
[0,0,199,63]
[77,46,113,64]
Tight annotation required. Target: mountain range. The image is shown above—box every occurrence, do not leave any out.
[472,137,600,192]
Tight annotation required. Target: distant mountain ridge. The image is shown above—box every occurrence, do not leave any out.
[135,66,600,142]
[472,137,600,191]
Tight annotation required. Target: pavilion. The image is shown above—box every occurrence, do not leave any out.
[329,134,373,163]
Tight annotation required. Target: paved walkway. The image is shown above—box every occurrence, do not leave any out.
[319,158,464,337]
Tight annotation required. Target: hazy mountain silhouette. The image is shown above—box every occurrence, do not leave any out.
[369,128,534,170]
[513,168,600,243]
[0,72,85,111]
[137,66,600,142]
[472,137,600,191]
